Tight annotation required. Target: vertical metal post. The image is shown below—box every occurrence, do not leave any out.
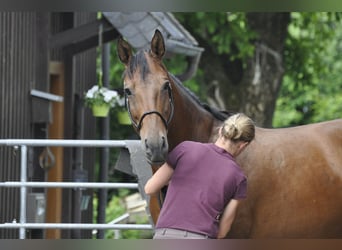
[96,32,110,239]
[72,95,85,239]
[19,145,28,239]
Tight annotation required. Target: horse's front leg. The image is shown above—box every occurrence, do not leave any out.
[148,166,167,225]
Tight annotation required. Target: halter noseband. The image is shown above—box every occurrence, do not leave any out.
[125,84,174,131]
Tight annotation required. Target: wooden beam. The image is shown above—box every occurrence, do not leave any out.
[67,29,119,55]
[46,61,65,239]
[50,18,116,49]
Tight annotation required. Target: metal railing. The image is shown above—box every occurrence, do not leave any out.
[0,139,153,239]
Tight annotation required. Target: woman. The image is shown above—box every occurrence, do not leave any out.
[144,113,255,239]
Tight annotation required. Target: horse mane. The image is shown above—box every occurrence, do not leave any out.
[169,74,233,122]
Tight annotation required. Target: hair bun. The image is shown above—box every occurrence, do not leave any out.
[221,113,255,142]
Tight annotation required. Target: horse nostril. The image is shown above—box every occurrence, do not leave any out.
[145,139,149,150]
[161,136,166,149]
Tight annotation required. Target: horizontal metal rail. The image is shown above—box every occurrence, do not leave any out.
[0,139,152,239]
[0,182,139,189]
[0,139,128,147]
[0,223,153,230]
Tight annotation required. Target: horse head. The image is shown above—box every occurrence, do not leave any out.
[117,30,174,166]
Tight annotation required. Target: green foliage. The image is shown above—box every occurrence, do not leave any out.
[174,12,255,61]
[93,189,152,239]
[170,12,257,100]
[273,12,342,127]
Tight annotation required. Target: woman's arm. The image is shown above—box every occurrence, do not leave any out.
[144,162,174,195]
[217,199,241,239]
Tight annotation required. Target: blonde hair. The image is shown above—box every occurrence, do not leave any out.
[221,113,255,142]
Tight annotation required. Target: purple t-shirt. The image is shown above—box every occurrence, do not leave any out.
[155,141,247,238]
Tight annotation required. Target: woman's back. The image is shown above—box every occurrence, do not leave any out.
[155,141,247,238]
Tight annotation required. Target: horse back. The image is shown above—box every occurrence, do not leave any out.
[230,119,342,238]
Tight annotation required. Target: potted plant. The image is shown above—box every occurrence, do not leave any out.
[84,84,122,118]
[116,106,131,125]
[84,84,131,124]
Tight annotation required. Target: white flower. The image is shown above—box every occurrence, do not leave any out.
[84,84,125,109]
[103,90,119,104]
[85,85,99,99]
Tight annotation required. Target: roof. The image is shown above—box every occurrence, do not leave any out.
[102,12,204,57]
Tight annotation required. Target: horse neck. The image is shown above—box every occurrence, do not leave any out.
[167,77,219,150]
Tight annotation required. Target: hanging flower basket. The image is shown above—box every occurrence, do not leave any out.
[117,110,131,125]
[92,104,110,117]
[84,84,124,118]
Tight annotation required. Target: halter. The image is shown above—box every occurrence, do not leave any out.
[125,83,174,131]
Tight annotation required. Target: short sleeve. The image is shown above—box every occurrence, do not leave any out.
[166,141,188,169]
[233,178,247,199]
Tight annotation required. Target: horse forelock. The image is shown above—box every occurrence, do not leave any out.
[124,50,150,81]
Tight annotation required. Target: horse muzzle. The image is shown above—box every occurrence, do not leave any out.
[142,135,168,167]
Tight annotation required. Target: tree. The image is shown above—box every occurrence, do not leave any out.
[174,12,290,127]
[173,12,342,128]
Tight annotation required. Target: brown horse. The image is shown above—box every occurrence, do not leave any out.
[117,29,342,238]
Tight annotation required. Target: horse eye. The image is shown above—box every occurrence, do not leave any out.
[124,88,132,96]
[162,81,170,91]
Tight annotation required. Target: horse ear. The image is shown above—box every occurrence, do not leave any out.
[150,29,165,60]
[117,36,132,66]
